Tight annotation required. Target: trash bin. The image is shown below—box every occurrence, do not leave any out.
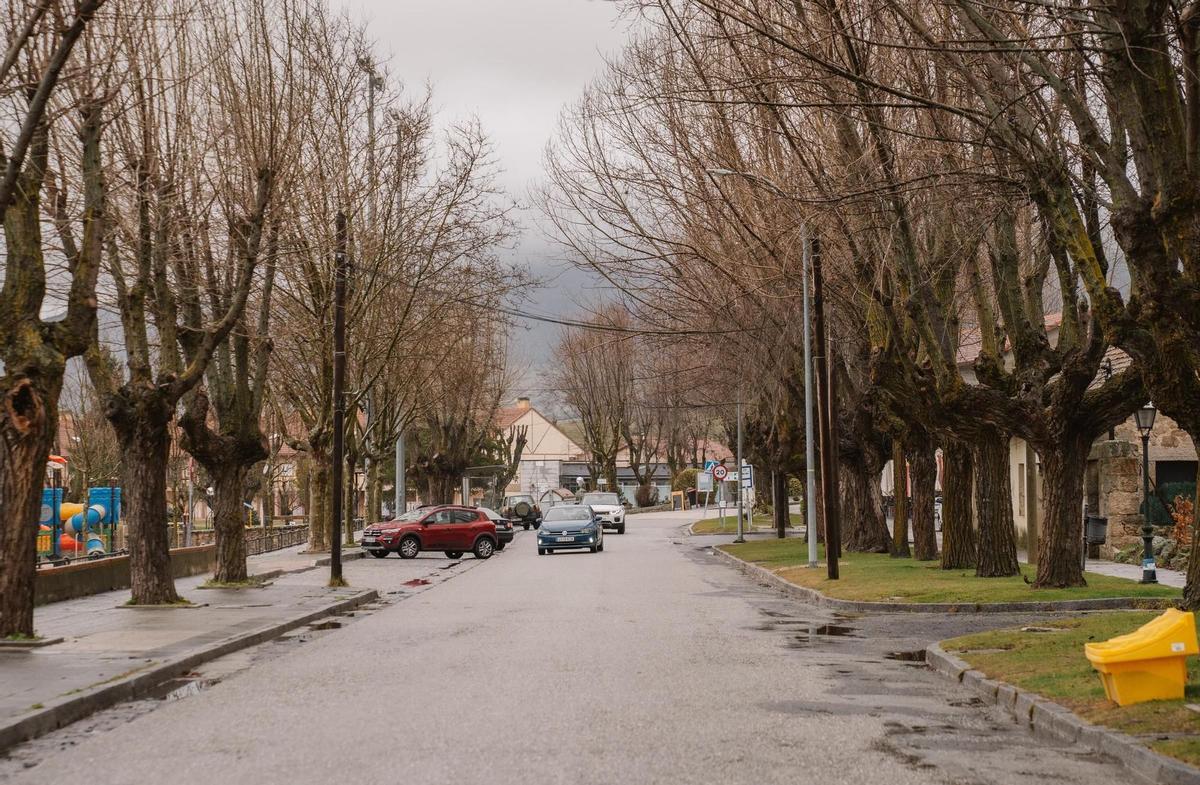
[1085,515,1108,546]
[1084,609,1198,706]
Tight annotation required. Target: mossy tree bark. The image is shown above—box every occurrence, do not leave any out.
[841,457,891,552]
[972,429,1019,577]
[940,440,975,569]
[109,392,180,604]
[0,96,106,635]
[891,441,910,557]
[908,431,939,561]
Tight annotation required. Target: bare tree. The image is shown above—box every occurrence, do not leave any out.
[0,0,113,635]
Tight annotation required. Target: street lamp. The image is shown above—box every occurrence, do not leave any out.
[1133,401,1158,584]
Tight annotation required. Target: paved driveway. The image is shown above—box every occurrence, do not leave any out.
[3,510,1136,785]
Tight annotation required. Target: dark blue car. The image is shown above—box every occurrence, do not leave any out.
[537,505,604,555]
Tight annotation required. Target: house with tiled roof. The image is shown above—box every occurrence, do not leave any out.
[495,397,587,498]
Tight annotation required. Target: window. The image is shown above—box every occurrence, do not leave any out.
[452,509,479,524]
[428,510,454,525]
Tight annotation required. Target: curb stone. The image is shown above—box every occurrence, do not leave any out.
[710,545,1177,614]
[0,587,378,754]
[926,642,1200,785]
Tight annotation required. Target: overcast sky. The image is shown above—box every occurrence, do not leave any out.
[331,0,633,392]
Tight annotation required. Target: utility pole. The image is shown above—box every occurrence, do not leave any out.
[330,212,348,585]
[803,234,818,568]
[812,235,839,579]
[734,393,745,543]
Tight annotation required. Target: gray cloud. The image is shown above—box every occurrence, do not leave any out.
[333,0,631,384]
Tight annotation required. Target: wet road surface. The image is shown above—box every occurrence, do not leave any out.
[0,510,1135,784]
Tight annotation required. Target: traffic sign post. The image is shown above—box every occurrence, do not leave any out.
[713,465,728,481]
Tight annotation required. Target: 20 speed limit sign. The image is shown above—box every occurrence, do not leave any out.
[712,465,728,481]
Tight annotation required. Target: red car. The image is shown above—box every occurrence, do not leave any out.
[362,505,498,560]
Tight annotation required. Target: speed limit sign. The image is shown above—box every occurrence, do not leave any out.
[713,465,728,481]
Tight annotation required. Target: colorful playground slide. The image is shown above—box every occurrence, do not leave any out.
[38,487,121,559]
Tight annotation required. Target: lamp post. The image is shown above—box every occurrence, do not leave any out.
[1133,401,1158,584]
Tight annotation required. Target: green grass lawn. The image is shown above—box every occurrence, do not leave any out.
[944,613,1200,766]
[720,538,1181,604]
[692,513,802,534]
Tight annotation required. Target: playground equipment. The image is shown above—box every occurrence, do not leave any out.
[37,457,121,560]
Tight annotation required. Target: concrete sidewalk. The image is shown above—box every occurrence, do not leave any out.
[0,539,375,752]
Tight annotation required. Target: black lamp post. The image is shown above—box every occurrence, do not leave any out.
[1133,401,1158,584]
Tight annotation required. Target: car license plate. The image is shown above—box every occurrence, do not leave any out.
[363,537,377,544]
[556,536,574,542]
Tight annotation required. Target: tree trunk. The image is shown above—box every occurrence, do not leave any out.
[344,454,356,546]
[296,456,310,523]
[367,458,381,522]
[891,441,910,557]
[1183,473,1200,610]
[426,473,455,506]
[116,409,180,605]
[1034,436,1089,588]
[773,471,788,538]
[973,429,1020,577]
[841,457,891,552]
[940,439,976,569]
[309,455,329,552]
[263,465,275,528]
[909,436,939,561]
[0,378,59,636]
[211,463,250,583]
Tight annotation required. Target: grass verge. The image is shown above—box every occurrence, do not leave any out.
[720,538,1180,604]
[943,613,1200,766]
[692,513,802,535]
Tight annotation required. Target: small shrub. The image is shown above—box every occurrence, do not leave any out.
[788,477,803,500]
[1172,494,1195,547]
[672,468,699,492]
[635,484,659,508]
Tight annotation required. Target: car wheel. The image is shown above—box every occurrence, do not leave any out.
[523,523,530,531]
[538,548,546,555]
[617,525,626,535]
[444,551,463,559]
[473,538,496,560]
[598,542,604,552]
[589,545,598,553]
[495,542,506,551]
[369,550,387,559]
[398,536,420,559]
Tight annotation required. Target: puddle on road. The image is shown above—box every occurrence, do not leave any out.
[885,650,927,663]
[782,625,863,648]
[307,619,342,630]
[402,579,431,587]
[146,676,215,702]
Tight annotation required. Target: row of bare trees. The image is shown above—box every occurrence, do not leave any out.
[551,307,714,503]
[541,0,1200,601]
[0,0,520,636]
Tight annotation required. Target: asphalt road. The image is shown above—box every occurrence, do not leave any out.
[3,510,1138,784]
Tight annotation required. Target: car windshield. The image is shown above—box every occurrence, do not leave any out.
[506,496,533,505]
[581,493,619,507]
[544,507,591,522]
[476,507,501,520]
[392,509,424,522]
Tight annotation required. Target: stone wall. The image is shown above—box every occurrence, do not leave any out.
[34,545,217,605]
